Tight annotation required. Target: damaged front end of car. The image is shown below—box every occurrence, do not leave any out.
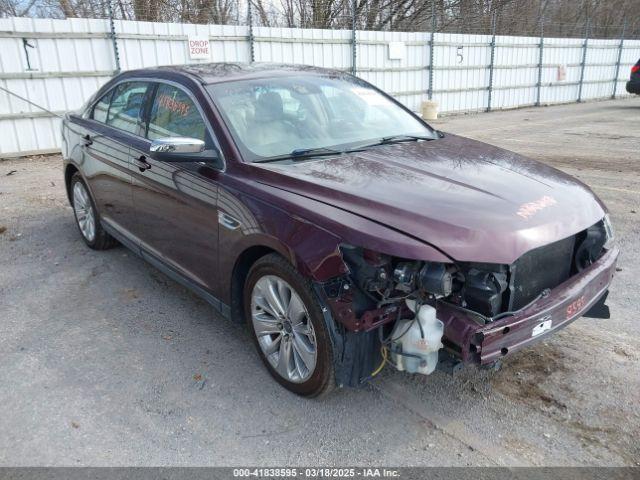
[318,215,618,388]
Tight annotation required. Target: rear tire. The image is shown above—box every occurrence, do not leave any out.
[244,253,335,398]
[70,173,118,250]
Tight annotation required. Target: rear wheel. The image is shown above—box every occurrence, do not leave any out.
[70,173,117,250]
[244,254,335,397]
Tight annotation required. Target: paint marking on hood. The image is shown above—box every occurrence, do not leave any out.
[517,195,557,219]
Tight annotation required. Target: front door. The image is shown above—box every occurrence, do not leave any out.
[129,82,222,298]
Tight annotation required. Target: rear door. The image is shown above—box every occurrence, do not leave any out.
[75,81,151,238]
[128,81,222,296]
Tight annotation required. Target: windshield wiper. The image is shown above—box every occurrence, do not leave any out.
[290,146,344,157]
[356,134,436,149]
[252,134,439,164]
[253,146,344,163]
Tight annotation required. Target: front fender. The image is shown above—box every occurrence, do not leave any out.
[217,183,347,304]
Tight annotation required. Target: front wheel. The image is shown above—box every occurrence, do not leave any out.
[244,254,335,397]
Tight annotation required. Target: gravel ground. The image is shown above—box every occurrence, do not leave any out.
[0,97,639,467]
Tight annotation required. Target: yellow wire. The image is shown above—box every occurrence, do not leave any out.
[371,345,388,377]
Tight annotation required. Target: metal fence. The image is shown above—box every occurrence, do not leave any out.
[0,3,639,157]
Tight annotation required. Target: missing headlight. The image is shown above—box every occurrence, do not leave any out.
[339,245,392,293]
[575,218,609,271]
[418,263,455,297]
[339,245,460,300]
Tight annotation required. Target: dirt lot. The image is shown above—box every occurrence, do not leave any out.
[1,97,639,466]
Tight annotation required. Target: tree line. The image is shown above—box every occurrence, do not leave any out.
[1,0,638,38]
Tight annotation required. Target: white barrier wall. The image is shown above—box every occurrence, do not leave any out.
[1,16,638,156]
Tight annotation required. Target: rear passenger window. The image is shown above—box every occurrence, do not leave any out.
[106,82,149,135]
[91,90,112,123]
[147,84,207,142]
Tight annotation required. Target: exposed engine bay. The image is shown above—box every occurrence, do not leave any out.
[321,216,614,383]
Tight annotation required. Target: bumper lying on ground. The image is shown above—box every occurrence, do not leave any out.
[437,246,619,365]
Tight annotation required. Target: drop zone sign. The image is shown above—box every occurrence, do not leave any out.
[188,36,211,60]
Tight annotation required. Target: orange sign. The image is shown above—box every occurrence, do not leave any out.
[158,94,190,117]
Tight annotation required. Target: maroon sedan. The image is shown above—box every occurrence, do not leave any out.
[61,63,617,397]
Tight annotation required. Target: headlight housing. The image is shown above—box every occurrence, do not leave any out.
[339,244,458,299]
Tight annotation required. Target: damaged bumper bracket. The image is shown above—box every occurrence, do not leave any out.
[435,246,618,365]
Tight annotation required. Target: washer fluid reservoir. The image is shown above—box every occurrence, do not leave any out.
[390,301,444,375]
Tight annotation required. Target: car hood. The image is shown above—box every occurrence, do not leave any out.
[252,134,606,264]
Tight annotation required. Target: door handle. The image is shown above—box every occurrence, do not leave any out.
[133,155,152,172]
[82,134,92,147]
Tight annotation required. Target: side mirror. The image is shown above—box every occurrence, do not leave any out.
[149,137,221,165]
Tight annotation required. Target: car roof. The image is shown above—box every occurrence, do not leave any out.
[124,63,350,85]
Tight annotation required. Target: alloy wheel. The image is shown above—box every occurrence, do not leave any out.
[250,275,317,383]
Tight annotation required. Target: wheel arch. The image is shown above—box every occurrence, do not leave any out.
[64,163,79,204]
[227,230,346,323]
[230,244,282,322]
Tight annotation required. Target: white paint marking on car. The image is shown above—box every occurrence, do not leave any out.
[532,318,553,337]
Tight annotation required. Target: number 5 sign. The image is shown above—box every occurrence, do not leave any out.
[188,36,210,60]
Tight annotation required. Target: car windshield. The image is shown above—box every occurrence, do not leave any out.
[207,75,436,162]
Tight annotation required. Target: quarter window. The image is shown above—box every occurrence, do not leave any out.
[148,84,207,142]
[106,82,149,135]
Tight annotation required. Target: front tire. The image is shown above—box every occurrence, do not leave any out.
[70,173,117,250]
[244,254,335,397]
